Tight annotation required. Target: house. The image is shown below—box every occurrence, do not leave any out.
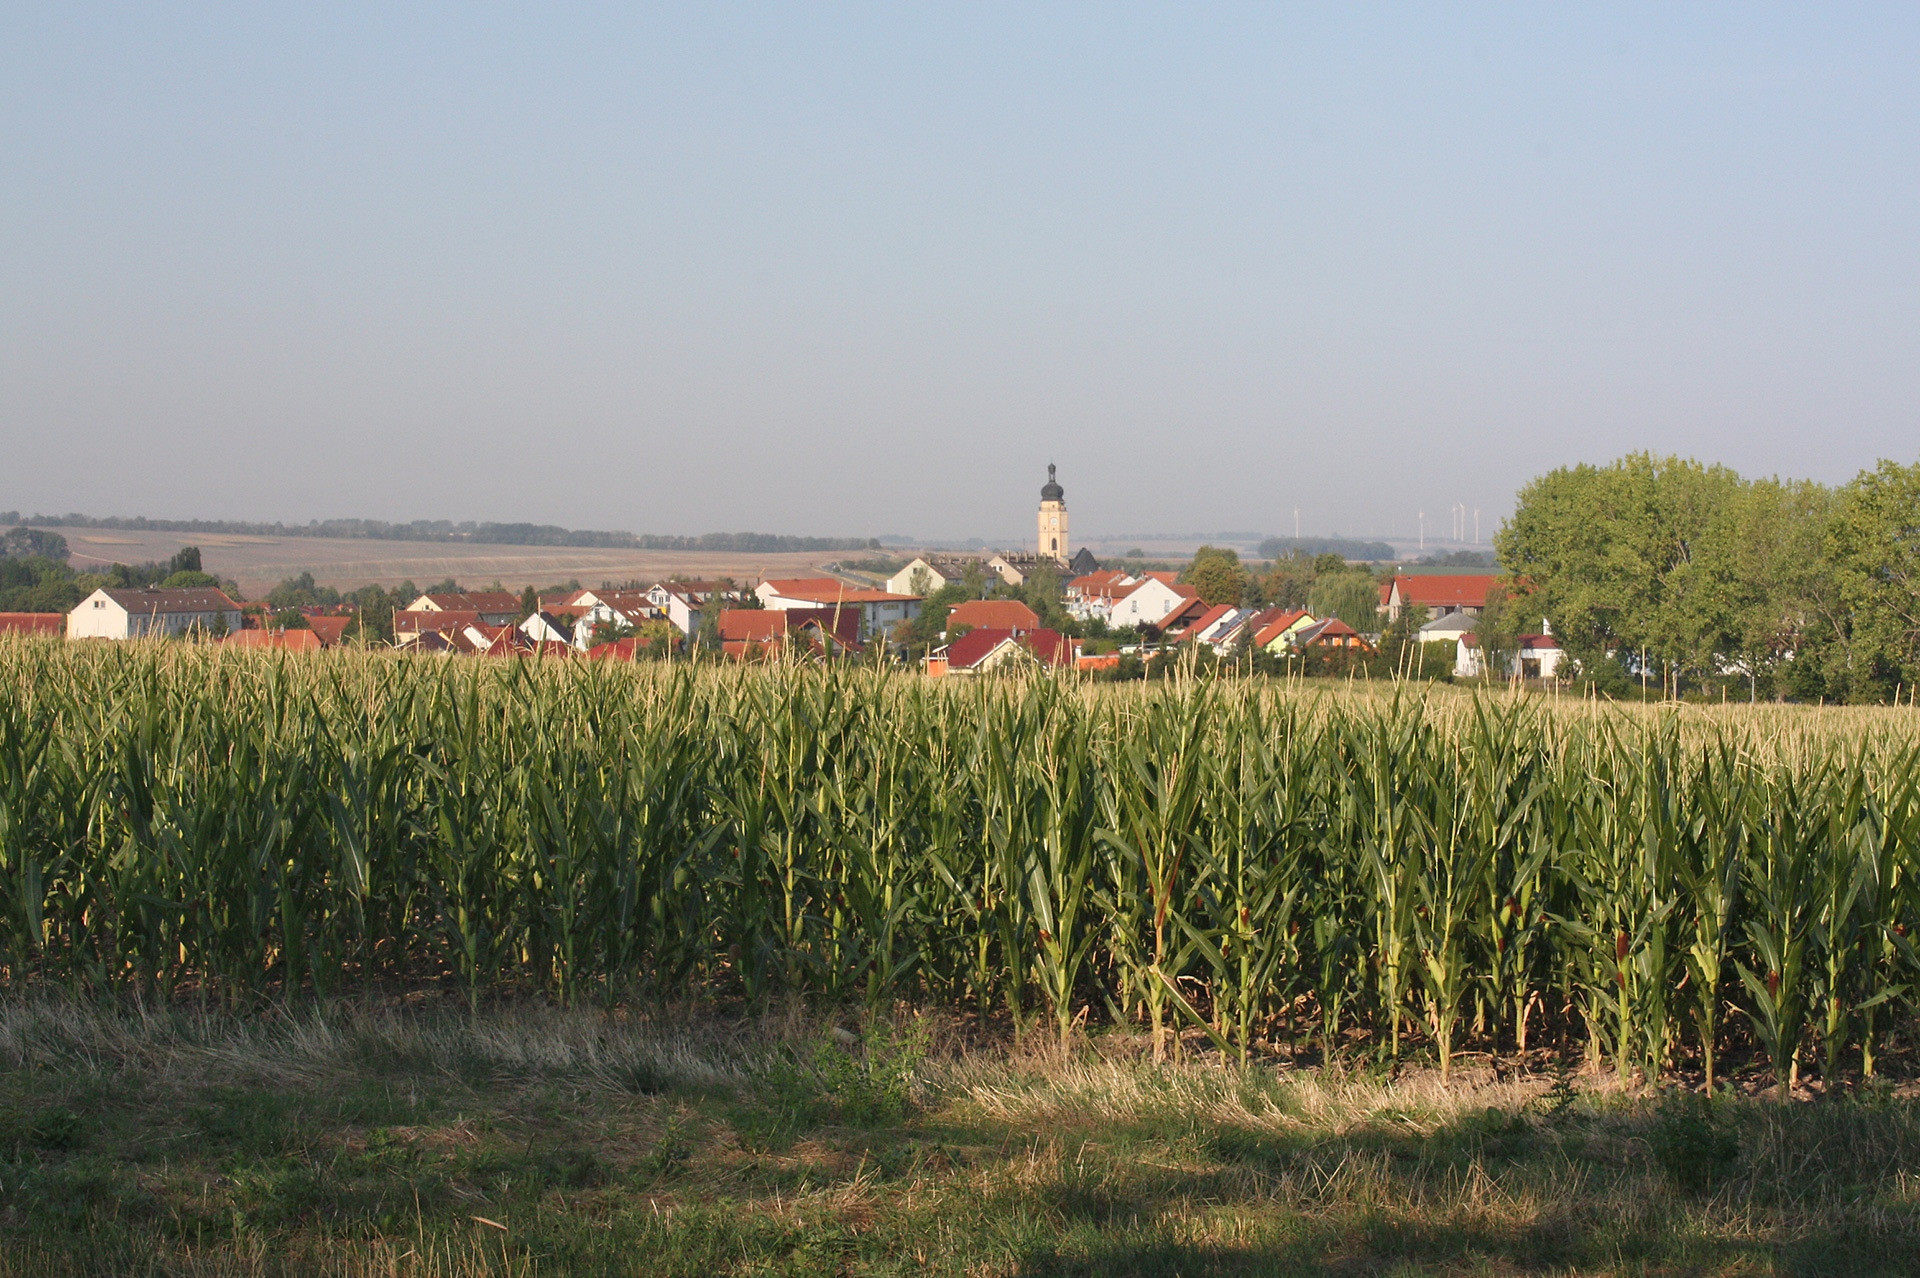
[1191,606,1252,650]
[519,611,576,647]
[1291,618,1376,654]
[1249,609,1317,654]
[1458,627,1566,680]
[0,613,65,638]
[756,577,920,640]
[717,607,863,660]
[1517,631,1566,679]
[1109,576,1196,628]
[1064,570,1137,622]
[393,609,480,647]
[1380,575,1498,623]
[1150,597,1218,642]
[405,591,521,625]
[929,627,1075,676]
[945,599,1039,633]
[646,580,743,637]
[1417,611,1477,647]
[67,587,245,640]
[885,556,984,596]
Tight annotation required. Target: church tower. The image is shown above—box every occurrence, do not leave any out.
[1037,463,1068,564]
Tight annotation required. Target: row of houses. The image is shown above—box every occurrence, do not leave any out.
[9,565,1566,681]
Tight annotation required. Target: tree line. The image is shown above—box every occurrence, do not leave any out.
[1497,453,1920,702]
[0,512,879,554]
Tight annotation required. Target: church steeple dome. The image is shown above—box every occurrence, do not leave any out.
[1040,463,1064,503]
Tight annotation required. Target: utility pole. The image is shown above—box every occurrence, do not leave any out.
[1417,510,1425,552]
[1294,508,1300,540]
[1473,508,1480,544]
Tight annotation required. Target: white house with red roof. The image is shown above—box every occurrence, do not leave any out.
[1246,608,1317,654]
[756,577,921,640]
[1457,624,1565,680]
[1109,575,1195,628]
[928,627,1075,676]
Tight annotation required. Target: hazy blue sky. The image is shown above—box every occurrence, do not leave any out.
[4,5,1917,544]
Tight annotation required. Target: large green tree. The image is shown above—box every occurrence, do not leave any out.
[1497,454,1754,685]
[1182,546,1249,607]
[1827,458,1920,698]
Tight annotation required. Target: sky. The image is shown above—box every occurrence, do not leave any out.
[4,5,1918,546]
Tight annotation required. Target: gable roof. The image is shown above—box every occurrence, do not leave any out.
[222,628,324,652]
[1066,570,1132,598]
[461,591,522,613]
[761,578,919,604]
[1391,575,1497,609]
[0,613,65,636]
[307,616,351,646]
[946,599,1039,632]
[942,627,1073,670]
[718,607,861,649]
[97,587,242,614]
[1253,609,1315,648]
[1148,596,1212,636]
[395,609,479,634]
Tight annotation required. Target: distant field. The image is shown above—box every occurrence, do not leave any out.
[42,526,837,596]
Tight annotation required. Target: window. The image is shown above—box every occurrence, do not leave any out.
[94,600,105,608]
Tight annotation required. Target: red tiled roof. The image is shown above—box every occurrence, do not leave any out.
[307,616,351,646]
[222,629,324,652]
[1067,570,1131,598]
[0,613,64,636]
[395,609,479,634]
[586,637,646,661]
[718,610,789,643]
[717,608,861,650]
[1187,604,1235,635]
[1149,597,1211,636]
[1253,610,1313,648]
[763,578,918,604]
[1391,575,1497,609]
[943,627,1073,671]
[947,599,1039,632]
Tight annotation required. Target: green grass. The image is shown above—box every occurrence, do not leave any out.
[1,998,1916,1276]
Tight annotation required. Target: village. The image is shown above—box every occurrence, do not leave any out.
[1,467,1564,681]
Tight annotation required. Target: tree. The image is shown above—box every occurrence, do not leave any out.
[169,546,203,575]
[1381,603,1431,673]
[1828,458,1920,700]
[1498,453,1754,693]
[1022,560,1070,630]
[0,527,68,561]
[1473,585,1526,683]
[961,559,989,599]
[1260,552,1318,609]
[518,585,539,620]
[1306,569,1381,635]
[1182,546,1248,607]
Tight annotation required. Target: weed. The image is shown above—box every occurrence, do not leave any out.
[1648,1089,1741,1192]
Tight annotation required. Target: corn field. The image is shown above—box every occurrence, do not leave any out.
[1,641,1917,1088]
